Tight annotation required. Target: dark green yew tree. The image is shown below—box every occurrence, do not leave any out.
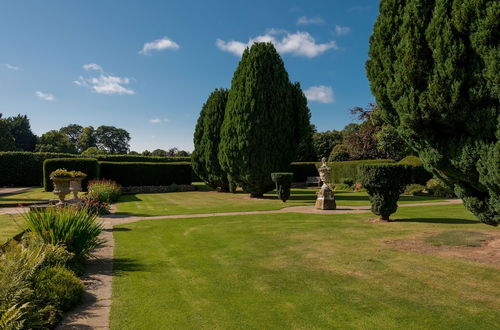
[192,89,230,191]
[219,43,296,197]
[291,83,316,162]
[366,0,499,225]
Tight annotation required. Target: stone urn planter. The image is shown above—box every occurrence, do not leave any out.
[70,179,83,201]
[52,177,71,205]
[316,158,336,210]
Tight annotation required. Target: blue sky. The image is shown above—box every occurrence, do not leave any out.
[0,0,378,152]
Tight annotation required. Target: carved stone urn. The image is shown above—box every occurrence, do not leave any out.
[70,179,83,201]
[52,178,71,205]
[316,158,336,210]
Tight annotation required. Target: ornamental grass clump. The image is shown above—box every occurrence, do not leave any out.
[87,179,121,203]
[271,173,294,202]
[23,206,103,260]
[361,164,410,221]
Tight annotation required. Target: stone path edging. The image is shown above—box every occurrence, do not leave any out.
[55,199,461,329]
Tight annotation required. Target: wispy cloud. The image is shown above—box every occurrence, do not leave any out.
[149,118,170,124]
[216,29,337,58]
[83,63,103,72]
[35,91,55,101]
[2,63,23,71]
[74,64,134,95]
[335,25,351,36]
[139,37,180,55]
[304,86,335,104]
[297,16,324,25]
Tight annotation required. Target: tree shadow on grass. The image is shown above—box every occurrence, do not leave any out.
[113,257,146,276]
[394,218,479,224]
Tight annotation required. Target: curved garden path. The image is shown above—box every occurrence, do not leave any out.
[54,199,461,329]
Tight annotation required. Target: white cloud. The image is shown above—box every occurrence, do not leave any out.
[297,16,324,25]
[74,64,134,95]
[139,37,180,55]
[2,63,22,71]
[149,118,170,124]
[35,91,55,101]
[216,30,337,58]
[83,63,103,72]
[335,25,351,36]
[304,85,335,104]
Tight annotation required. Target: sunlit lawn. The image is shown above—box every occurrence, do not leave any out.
[0,214,24,244]
[111,204,500,329]
[0,187,83,205]
[115,186,444,217]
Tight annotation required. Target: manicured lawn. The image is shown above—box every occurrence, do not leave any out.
[0,187,84,205]
[0,214,24,244]
[111,204,500,329]
[115,187,444,216]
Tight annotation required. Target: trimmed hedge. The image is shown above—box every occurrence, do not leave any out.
[288,163,319,182]
[43,158,100,191]
[398,156,432,185]
[100,162,192,187]
[95,155,190,163]
[0,152,79,187]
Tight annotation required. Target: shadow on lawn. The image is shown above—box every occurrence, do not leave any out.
[394,218,479,224]
[113,257,146,275]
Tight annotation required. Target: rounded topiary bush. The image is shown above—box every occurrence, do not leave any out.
[271,173,294,202]
[361,164,411,221]
[33,266,84,311]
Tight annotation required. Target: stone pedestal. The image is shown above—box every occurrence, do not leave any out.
[315,157,336,210]
[70,179,83,201]
[52,178,71,205]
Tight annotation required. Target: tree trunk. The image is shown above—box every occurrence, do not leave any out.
[250,192,264,198]
[380,214,390,221]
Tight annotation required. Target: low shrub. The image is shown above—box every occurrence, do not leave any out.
[43,158,100,191]
[81,198,110,216]
[23,206,103,260]
[99,162,192,187]
[87,179,121,203]
[271,173,294,202]
[32,266,84,312]
[426,179,456,198]
[361,164,411,221]
[404,184,426,196]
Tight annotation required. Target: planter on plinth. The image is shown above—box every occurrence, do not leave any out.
[70,178,84,201]
[316,157,336,210]
[52,177,71,206]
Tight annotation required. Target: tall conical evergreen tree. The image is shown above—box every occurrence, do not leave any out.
[219,43,296,197]
[291,82,316,162]
[366,0,499,226]
[192,89,229,191]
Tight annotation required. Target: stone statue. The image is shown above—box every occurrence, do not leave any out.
[316,157,336,210]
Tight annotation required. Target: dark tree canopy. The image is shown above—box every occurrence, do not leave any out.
[95,125,130,154]
[0,116,15,151]
[77,126,97,152]
[6,114,37,151]
[367,0,499,225]
[60,124,83,147]
[36,130,76,153]
[313,130,343,160]
[192,89,230,191]
[291,83,316,162]
[219,43,298,197]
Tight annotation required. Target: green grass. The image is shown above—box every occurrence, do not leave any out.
[111,204,500,329]
[115,186,444,217]
[0,214,24,244]
[426,230,492,247]
[0,187,84,205]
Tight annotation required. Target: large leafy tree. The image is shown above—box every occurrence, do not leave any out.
[60,124,83,148]
[36,130,76,153]
[192,89,230,191]
[313,130,343,160]
[77,126,97,152]
[219,43,298,197]
[0,116,15,151]
[6,114,37,151]
[367,0,499,225]
[95,126,130,154]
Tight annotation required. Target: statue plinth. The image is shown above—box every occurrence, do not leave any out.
[316,158,336,210]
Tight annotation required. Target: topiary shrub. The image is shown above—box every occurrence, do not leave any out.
[361,164,411,221]
[99,162,192,186]
[43,158,100,191]
[328,144,350,162]
[271,173,294,202]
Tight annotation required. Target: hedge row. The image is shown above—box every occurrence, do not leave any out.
[43,158,101,191]
[100,162,192,187]
[0,152,190,187]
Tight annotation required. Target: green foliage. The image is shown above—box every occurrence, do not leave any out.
[99,161,192,187]
[426,179,456,198]
[151,149,167,157]
[328,144,350,162]
[192,89,230,191]
[289,163,319,182]
[23,206,103,259]
[219,43,297,197]
[60,124,83,152]
[5,114,37,151]
[87,179,121,203]
[366,0,499,225]
[404,184,426,196]
[313,130,343,160]
[95,154,190,163]
[375,125,411,160]
[291,84,316,162]
[32,266,84,311]
[271,173,294,202]
[398,156,433,185]
[43,158,100,191]
[0,117,15,152]
[95,125,130,154]
[361,164,411,220]
[36,130,77,154]
[81,146,106,156]
[77,126,97,152]
[398,156,423,167]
